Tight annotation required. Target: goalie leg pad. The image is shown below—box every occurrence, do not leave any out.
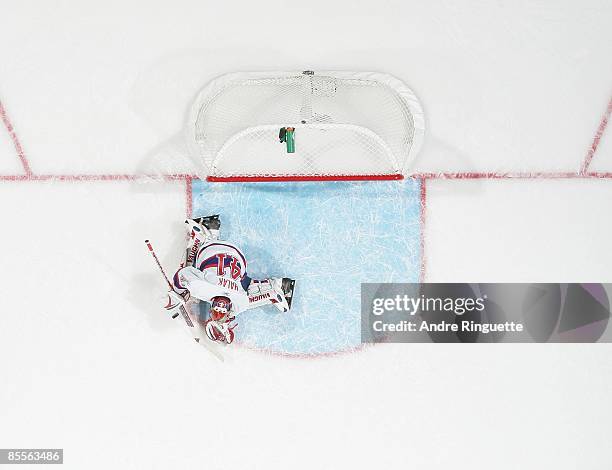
[184,219,216,266]
[247,278,294,313]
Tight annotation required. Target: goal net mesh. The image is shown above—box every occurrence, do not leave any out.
[190,71,424,181]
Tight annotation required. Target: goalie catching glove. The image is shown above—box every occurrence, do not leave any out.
[205,317,236,344]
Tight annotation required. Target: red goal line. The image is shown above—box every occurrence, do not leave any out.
[206,174,405,183]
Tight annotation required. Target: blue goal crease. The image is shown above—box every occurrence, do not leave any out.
[191,180,422,355]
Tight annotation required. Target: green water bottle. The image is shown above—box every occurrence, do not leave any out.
[285,127,295,153]
[279,127,296,153]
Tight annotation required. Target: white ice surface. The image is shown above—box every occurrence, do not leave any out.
[426,179,612,281]
[1,1,612,469]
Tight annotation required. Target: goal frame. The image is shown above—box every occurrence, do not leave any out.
[189,70,425,183]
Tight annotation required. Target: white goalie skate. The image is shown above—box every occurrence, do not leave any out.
[271,278,295,313]
[185,215,220,240]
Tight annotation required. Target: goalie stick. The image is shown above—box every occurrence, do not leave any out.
[144,239,224,361]
[144,239,180,318]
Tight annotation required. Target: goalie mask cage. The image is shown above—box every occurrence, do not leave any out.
[190,71,425,182]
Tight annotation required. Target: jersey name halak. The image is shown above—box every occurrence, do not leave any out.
[217,276,240,292]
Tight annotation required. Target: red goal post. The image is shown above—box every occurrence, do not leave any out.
[189,71,425,182]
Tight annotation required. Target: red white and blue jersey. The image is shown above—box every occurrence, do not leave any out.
[195,241,250,292]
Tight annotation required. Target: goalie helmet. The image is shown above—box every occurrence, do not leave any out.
[210,296,232,321]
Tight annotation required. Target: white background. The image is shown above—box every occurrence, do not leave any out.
[1,1,612,469]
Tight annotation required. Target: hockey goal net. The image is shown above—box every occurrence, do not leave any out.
[190,71,424,182]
